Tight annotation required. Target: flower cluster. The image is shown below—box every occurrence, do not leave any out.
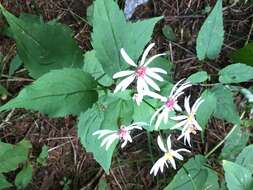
[93,43,204,176]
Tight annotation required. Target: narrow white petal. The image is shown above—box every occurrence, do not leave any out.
[157,136,167,153]
[171,120,188,130]
[169,157,177,169]
[140,43,155,66]
[114,75,135,93]
[192,98,204,114]
[150,106,164,125]
[137,77,149,94]
[166,135,172,150]
[169,79,184,97]
[162,108,169,124]
[120,48,137,67]
[184,96,191,115]
[173,103,182,112]
[155,112,164,130]
[170,115,188,121]
[193,119,202,131]
[113,70,134,79]
[176,148,191,153]
[105,135,119,150]
[121,139,128,148]
[146,69,164,81]
[145,91,164,100]
[149,67,167,74]
[144,76,160,91]
[172,151,184,160]
[144,53,166,67]
[186,133,191,147]
[93,130,115,139]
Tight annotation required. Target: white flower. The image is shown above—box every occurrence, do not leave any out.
[171,96,204,146]
[93,122,147,150]
[113,43,167,94]
[133,90,164,106]
[150,135,190,176]
[150,79,191,129]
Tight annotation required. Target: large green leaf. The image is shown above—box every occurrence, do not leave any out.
[0,140,31,173]
[187,71,209,84]
[0,68,98,117]
[196,90,217,130]
[83,50,113,86]
[236,145,253,173]
[164,155,219,190]
[0,175,12,190]
[211,85,240,124]
[14,163,33,189]
[196,0,224,60]
[0,5,83,78]
[91,0,162,77]
[219,63,253,83]
[223,160,253,190]
[78,93,134,173]
[230,43,253,66]
[219,126,249,161]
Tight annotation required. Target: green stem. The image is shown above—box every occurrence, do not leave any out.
[205,112,245,159]
[147,131,155,164]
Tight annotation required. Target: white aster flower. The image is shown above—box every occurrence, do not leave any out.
[150,79,192,129]
[113,43,167,94]
[150,135,190,176]
[93,122,147,150]
[171,96,204,146]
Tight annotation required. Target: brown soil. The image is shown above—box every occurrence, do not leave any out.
[0,0,253,189]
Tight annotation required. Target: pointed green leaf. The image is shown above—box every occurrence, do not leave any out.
[15,163,33,189]
[92,0,162,77]
[0,5,83,78]
[8,54,22,76]
[187,71,209,84]
[220,126,249,161]
[211,85,240,124]
[0,175,12,190]
[196,0,224,60]
[236,145,253,173]
[164,155,219,190]
[223,160,253,190]
[0,68,98,117]
[230,42,253,66]
[83,51,113,86]
[219,63,253,84]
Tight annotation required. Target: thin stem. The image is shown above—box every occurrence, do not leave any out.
[147,132,155,164]
[205,112,245,159]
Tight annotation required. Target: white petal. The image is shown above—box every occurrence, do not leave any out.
[193,119,202,131]
[184,96,191,114]
[170,115,188,121]
[192,98,204,114]
[144,53,166,67]
[143,76,160,91]
[171,120,188,130]
[140,43,155,66]
[155,111,164,130]
[93,130,115,139]
[149,67,167,74]
[157,136,167,153]
[113,70,135,79]
[137,77,149,94]
[172,151,184,160]
[173,103,182,112]
[120,48,137,67]
[105,135,119,150]
[169,79,184,97]
[173,82,191,98]
[121,139,128,148]
[166,135,172,150]
[176,148,191,153]
[186,133,191,147]
[146,69,164,81]
[150,106,164,125]
[168,157,176,169]
[114,74,135,93]
[150,157,166,176]
[145,90,164,100]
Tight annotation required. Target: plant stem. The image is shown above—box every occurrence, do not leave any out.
[205,112,245,159]
[147,132,155,164]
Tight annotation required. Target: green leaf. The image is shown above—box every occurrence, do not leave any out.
[196,0,224,60]
[164,155,219,190]
[219,126,249,161]
[36,145,48,165]
[8,54,22,76]
[211,85,240,125]
[14,163,33,189]
[0,5,83,78]
[0,68,98,117]
[91,0,162,77]
[162,25,176,41]
[230,42,253,66]
[219,63,253,84]
[236,145,253,173]
[83,51,113,86]
[196,90,217,130]
[0,175,12,190]
[0,140,32,173]
[187,71,209,84]
[223,160,253,190]
[78,94,134,173]
[96,178,108,190]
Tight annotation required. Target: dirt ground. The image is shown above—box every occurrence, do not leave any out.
[0,0,253,189]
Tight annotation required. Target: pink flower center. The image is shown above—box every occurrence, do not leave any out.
[136,67,147,77]
[118,129,128,139]
[165,99,175,109]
